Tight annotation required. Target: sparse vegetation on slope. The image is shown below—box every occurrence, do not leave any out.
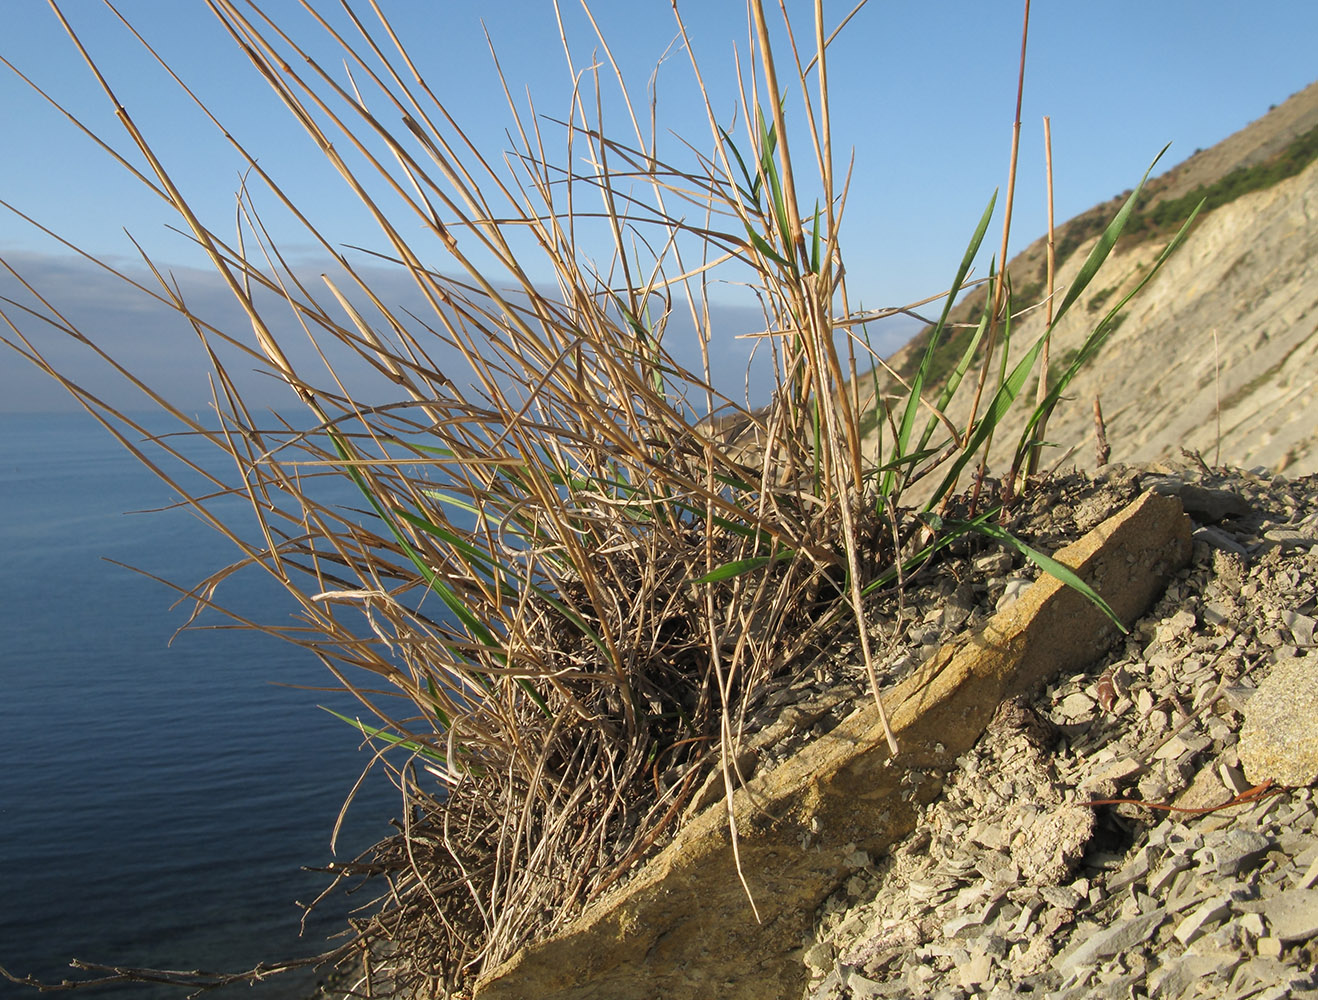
[1127,121,1318,240]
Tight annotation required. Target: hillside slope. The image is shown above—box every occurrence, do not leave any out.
[874,81,1318,478]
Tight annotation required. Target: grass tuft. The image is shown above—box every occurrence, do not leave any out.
[0,2,1196,994]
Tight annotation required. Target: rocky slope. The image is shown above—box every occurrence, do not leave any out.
[802,464,1318,1000]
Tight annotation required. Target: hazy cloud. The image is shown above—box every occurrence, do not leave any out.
[1,249,920,417]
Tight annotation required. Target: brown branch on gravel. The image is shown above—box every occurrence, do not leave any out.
[1086,779,1283,816]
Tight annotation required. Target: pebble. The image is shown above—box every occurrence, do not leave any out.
[1174,895,1233,945]
[1214,829,1274,877]
[1195,524,1251,555]
[1055,907,1168,974]
[801,465,1318,1000]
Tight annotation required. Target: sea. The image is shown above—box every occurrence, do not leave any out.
[0,412,403,1000]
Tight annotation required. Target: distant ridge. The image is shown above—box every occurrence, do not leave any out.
[1146,80,1318,209]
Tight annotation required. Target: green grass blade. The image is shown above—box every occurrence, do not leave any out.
[951,520,1127,631]
[745,225,793,269]
[425,676,451,729]
[690,550,792,585]
[927,292,993,420]
[883,192,996,496]
[923,147,1174,507]
[320,706,449,764]
[755,104,796,275]
[1048,144,1171,327]
[321,433,554,717]
[809,199,822,275]
[395,507,509,577]
[921,320,1047,507]
[860,509,996,595]
[719,125,761,202]
[395,504,616,662]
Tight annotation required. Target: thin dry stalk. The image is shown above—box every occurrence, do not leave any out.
[1094,395,1111,466]
[1020,113,1058,481]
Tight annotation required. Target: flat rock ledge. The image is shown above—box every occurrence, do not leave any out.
[474,491,1192,1000]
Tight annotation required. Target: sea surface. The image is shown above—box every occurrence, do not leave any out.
[0,412,403,999]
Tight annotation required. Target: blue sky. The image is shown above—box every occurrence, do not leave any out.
[3,2,1317,411]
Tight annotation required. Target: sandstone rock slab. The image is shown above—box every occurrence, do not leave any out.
[1239,652,1318,787]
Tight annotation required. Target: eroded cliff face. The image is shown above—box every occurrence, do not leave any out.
[1001,155,1317,476]
[870,103,1318,481]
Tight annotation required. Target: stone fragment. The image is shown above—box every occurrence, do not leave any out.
[1176,484,1252,522]
[1220,762,1251,795]
[1058,691,1096,719]
[1215,830,1274,877]
[1135,891,1161,915]
[1157,948,1243,999]
[1283,611,1317,648]
[1109,846,1154,891]
[1195,525,1250,556]
[1156,734,1211,761]
[903,963,936,993]
[1167,877,1214,915]
[1256,984,1298,1000]
[1299,854,1318,891]
[1156,609,1198,642]
[1260,887,1318,943]
[841,921,921,970]
[1173,894,1233,944]
[1053,908,1167,974]
[974,551,1013,576]
[1237,912,1266,939]
[957,951,994,988]
[969,821,1006,851]
[804,940,835,975]
[1017,806,1095,885]
[1083,756,1142,791]
[844,849,871,870]
[942,912,985,940]
[1148,854,1193,894]
[996,577,1031,610]
[1040,884,1084,910]
[807,967,841,999]
[1265,528,1318,547]
[1174,763,1232,813]
[1257,936,1284,958]
[1221,684,1258,714]
[1239,653,1318,787]
[838,966,884,999]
